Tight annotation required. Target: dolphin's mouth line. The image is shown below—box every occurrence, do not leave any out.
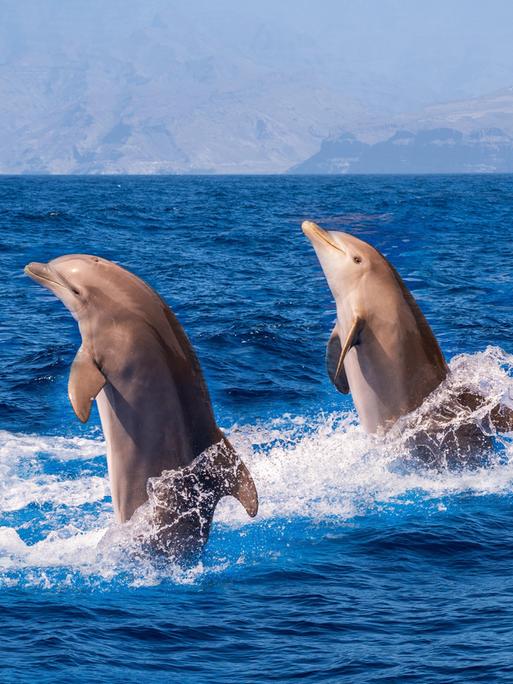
[24,265,69,292]
[302,222,346,254]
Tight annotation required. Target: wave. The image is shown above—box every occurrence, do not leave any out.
[1,347,513,589]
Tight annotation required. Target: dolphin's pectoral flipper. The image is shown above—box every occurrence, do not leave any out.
[326,318,364,394]
[336,316,364,379]
[68,348,106,423]
[326,327,349,393]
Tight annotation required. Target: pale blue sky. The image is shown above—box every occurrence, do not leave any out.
[3,0,513,111]
[1,0,513,173]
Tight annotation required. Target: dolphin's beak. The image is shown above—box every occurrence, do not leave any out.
[24,262,67,291]
[302,220,346,254]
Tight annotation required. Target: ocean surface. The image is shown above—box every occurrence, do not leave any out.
[2,175,513,682]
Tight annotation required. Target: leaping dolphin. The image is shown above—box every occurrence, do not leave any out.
[25,255,258,554]
[302,220,513,465]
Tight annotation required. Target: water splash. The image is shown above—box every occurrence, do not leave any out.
[1,347,513,589]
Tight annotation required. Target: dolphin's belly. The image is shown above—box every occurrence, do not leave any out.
[345,353,390,432]
[344,347,429,433]
[96,385,196,522]
[345,333,448,434]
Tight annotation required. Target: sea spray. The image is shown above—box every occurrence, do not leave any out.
[1,348,513,588]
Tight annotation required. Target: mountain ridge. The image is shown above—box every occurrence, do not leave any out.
[289,126,513,174]
[3,1,513,174]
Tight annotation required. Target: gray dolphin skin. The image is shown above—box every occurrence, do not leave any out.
[302,220,513,465]
[24,255,258,554]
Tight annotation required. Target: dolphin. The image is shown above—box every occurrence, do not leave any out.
[302,220,513,465]
[24,255,258,553]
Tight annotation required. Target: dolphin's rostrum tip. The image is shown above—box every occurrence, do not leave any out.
[302,220,317,234]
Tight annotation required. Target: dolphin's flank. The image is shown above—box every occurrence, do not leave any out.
[303,219,513,466]
[25,254,258,556]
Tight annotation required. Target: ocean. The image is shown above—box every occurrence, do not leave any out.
[2,174,513,682]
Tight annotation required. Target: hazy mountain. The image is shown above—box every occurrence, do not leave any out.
[2,1,513,173]
[288,134,370,174]
[400,87,513,136]
[289,127,513,174]
[0,0,369,174]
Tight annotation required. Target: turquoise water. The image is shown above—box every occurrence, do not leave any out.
[2,175,513,681]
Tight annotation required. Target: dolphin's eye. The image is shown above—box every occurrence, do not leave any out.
[71,287,81,295]
[353,256,362,264]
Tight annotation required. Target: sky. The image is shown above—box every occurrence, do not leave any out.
[1,0,513,172]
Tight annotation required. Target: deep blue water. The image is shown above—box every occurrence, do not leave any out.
[2,175,513,682]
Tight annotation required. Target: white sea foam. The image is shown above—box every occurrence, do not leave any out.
[0,347,512,587]
[0,430,109,512]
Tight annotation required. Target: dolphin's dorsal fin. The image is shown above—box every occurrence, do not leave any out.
[490,402,513,432]
[183,439,258,518]
[145,440,258,556]
[326,318,364,394]
[214,439,259,517]
[68,348,106,423]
